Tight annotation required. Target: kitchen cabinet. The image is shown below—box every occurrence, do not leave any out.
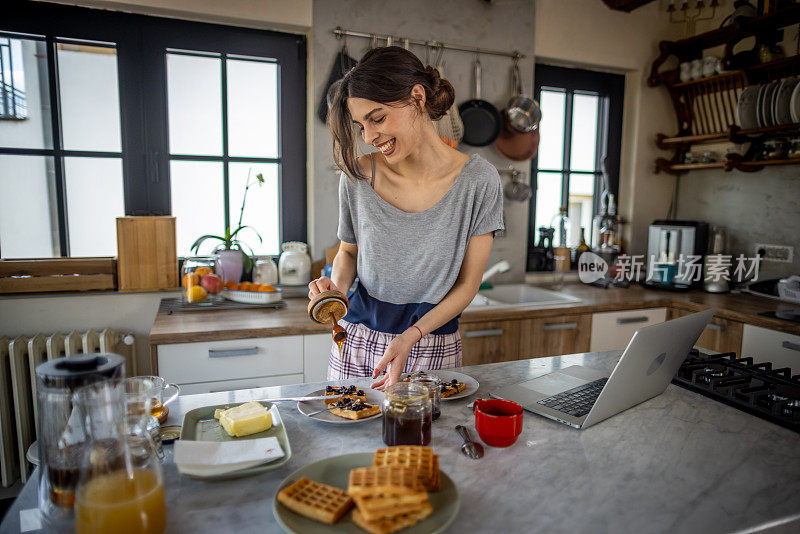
[589,307,667,351]
[741,324,800,370]
[460,320,521,366]
[177,374,305,395]
[303,333,332,383]
[670,308,743,354]
[520,314,591,358]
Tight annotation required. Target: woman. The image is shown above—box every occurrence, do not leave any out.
[308,46,504,390]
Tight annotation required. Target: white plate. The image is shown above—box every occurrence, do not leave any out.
[404,370,480,401]
[221,288,282,304]
[737,85,760,130]
[791,79,800,124]
[297,382,385,424]
[761,81,779,127]
[755,84,766,127]
[774,78,797,126]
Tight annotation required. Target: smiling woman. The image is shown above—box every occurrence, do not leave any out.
[308,46,504,390]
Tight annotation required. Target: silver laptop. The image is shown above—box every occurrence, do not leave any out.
[490,308,715,429]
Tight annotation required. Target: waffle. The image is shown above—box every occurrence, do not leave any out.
[440,379,466,398]
[372,446,439,491]
[324,385,367,404]
[276,476,353,524]
[352,502,433,534]
[348,466,424,497]
[327,397,380,420]
[352,494,429,522]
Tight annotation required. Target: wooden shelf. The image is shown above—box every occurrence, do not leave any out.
[656,122,800,148]
[655,153,800,175]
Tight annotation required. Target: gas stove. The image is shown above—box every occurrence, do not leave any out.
[673,349,800,433]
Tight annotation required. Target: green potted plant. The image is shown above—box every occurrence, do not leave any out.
[190,171,264,283]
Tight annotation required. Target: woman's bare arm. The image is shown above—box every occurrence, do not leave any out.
[308,241,358,297]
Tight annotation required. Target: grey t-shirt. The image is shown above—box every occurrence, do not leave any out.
[337,153,504,335]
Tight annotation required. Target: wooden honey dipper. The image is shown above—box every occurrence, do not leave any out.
[308,290,349,352]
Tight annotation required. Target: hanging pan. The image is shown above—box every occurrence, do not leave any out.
[494,61,541,161]
[458,55,502,147]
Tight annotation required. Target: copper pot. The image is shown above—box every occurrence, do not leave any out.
[494,113,540,161]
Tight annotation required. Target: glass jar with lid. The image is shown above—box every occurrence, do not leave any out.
[381,382,432,446]
[407,372,441,422]
[182,256,222,305]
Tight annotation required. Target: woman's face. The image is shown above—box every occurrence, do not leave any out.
[347,88,426,161]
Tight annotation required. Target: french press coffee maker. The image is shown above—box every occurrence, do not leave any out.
[35,353,124,524]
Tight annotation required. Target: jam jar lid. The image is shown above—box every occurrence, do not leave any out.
[35,353,125,389]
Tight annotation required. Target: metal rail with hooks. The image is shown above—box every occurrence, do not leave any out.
[332,26,523,60]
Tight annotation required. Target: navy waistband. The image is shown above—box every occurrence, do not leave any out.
[343,283,460,335]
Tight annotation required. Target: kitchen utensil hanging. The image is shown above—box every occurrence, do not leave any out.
[494,61,540,161]
[318,37,357,124]
[431,45,464,146]
[502,168,532,202]
[505,58,541,133]
[459,54,502,146]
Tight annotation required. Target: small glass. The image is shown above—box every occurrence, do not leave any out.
[787,138,800,159]
[381,382,432,446]
[409,373,441,422]
[182,256,222,305]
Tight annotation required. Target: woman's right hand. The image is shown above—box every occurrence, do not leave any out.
[308,276,340,299]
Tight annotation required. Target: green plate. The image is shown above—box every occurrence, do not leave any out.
[179,402,292,480]
[273,452,459,534]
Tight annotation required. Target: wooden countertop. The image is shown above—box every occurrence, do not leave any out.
[149,285,800,345]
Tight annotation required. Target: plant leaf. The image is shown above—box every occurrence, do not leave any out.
[190,234,225,253]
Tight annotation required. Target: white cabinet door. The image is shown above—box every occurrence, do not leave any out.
[158,336,303,384]
[304,333,332,383]
[741,324,800,371]
[590,308,668,352]
[177,374,305,395]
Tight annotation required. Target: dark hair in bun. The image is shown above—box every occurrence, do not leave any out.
[328,46,456,181]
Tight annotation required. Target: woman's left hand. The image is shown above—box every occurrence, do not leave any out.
[371,331,417,391]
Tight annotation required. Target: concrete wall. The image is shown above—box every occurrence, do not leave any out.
[310,0,536,283]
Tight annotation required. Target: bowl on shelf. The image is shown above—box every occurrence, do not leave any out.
[221,288,282,305]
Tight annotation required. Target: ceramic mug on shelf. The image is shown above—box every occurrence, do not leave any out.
[679,62,692,82]
[690,58,703,80]
[702,56,721,78]
[473,398,523,447]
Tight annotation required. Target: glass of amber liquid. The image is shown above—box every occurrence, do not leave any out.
[126,376,180,423]
[73,380,166,534]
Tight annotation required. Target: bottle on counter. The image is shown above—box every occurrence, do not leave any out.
[550,207,571,288]
[572,227,591,264]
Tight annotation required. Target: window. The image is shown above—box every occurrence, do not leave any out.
[527,64,624,271]
[0,1,306,259]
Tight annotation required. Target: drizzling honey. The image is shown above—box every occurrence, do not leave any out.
[332,320,347,356]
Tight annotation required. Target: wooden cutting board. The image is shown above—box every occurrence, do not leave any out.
[116,216,178,291]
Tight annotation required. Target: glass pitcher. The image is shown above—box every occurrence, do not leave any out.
[72,380,166,534]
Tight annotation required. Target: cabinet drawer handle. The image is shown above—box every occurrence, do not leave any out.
[706,323,725,332]
[542,322,578,331]
[208,347,259,358]
[782,341,800,352]
[465,329,503,338]
[616,316,649,325]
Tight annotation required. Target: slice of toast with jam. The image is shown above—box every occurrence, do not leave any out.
[327,397,380,420]
[324,385,367,405]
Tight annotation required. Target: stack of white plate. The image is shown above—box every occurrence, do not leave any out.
[738,77,800,129]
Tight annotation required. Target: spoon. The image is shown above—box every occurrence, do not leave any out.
[455,425,484,459]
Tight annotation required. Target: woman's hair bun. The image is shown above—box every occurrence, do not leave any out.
[424,65,455,121]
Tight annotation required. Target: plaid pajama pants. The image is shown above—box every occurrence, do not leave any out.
[327,319,462,380]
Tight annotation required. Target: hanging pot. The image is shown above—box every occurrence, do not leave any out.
[458,55,502,147]
[505,59,541,133]
[494,112,540,161]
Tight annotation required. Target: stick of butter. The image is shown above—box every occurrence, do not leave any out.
[218,401,272,437]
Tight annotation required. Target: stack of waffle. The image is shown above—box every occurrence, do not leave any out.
[347,446,441,533]
[276,476,354,524]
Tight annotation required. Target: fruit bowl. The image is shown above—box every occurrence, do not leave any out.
[221,288,282,304]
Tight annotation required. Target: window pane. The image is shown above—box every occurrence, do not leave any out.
[58,42,121,152]
[534,171,562,241]
[568,173,595,248]
[228,163,280,256]
[170,160,225,256]
[227,58,278,158]
[0,36,52,149]
[167,53,222,156]
[0,154,57,257]
[536,90,566,170]
[570,93,599,172]
[64,157,124,256]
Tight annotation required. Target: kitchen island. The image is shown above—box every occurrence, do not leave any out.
[3,351,800,534]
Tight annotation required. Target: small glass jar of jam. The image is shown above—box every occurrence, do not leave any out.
[409,374,441,421]
[382,382,432,446]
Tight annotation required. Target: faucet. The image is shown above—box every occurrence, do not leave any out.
[481,260,511,284]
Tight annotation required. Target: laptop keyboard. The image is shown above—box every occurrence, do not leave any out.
[537,377,609,418]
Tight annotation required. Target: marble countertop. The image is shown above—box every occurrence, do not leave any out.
[3,351,800,534]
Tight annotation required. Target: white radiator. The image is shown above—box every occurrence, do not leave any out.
[0,329,136,486]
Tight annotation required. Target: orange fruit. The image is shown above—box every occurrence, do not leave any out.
[182,273,200,288]
[224,281,238,291]
[249,283,262,292]
[238,282,251,291]
[194,266,213,278]
[186,285,207,303]
[258,284,276,292]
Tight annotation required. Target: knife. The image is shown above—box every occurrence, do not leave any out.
[257,395,341,403]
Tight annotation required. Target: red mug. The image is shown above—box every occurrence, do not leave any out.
[473,399,523,447]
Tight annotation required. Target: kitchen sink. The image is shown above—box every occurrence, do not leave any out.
[467,284,581,309]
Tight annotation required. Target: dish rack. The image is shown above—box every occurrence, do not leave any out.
[648,4,800,175]
[221,288,282,305]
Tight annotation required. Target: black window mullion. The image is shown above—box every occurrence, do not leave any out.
[45,35,68,256]
[221,53,230,231]
[561,91,574,210]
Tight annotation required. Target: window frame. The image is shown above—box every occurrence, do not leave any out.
[527,64,624,266]
[1,0,307,258]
